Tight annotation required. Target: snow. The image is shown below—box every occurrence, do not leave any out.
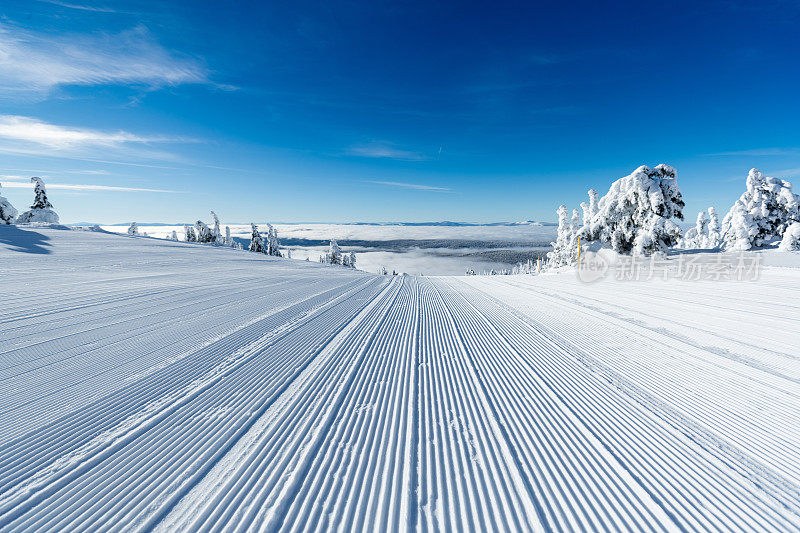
[1,226,799,531]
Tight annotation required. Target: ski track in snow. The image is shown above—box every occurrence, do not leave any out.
[1,227,799,532]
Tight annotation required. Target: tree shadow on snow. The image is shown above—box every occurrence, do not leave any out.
[0,226,52,254]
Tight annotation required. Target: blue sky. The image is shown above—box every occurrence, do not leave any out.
[0,0,799,224]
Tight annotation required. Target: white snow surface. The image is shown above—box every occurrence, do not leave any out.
[1,226,800,532]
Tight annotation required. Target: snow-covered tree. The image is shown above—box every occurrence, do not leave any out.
[324,239,343,265]
[348,251,356,269]
[681,210,710,249]
[580,201,590,227]
[0,182,18,225]
[248,223,267,253]
[184,224,197,242]
[779,222,800,251]
[127,222,139,236]
[210,211,222,244]
[707,206,721,248]
[584,164,684,255]
[546,205,575,267]
[721,168,800,250]
[266,224,281,256]
[16,177,59,224]
[570,208,580,234]
[195,220,214,243]
[225,226,232,247]
[169,230,178,241]
[588,189,599,219]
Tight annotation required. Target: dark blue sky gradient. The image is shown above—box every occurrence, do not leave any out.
[0,0,798,223]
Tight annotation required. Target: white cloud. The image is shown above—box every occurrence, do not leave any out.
[0,23,209,98]
[346,141,428,161]
[364,180,450,192]
[0,181,176,193]
[37,1,119,12]
[0,115,191,150]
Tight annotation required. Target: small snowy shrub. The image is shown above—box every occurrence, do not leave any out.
[779,222,800,251]
[169,230,178,241]
[0,182,18,225]
[248,223,267,253]
[722,168,800,250]
[16,177,59,224]
[127,222,139,236]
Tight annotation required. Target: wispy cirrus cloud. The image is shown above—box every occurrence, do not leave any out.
[0,115,197,164]
[346,141,428,161]
[364,180,450,192]
[0,180,176,193]
[0,115,193,149]
[0,22,211,98]
[37,0,119,12]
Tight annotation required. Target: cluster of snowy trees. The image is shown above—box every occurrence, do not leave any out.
[720,169,800,250]
[319,240,357,268]
[679,207,721,249]
[548,164,685,266]
[0,177,60,225]
[545,165,800,268]
[247,223,281,256]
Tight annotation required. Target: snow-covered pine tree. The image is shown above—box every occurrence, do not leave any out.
[0,182,18,225]
[681,210,710,249]
[588,189,599,218]
[210,211,222,244]
[570,208,580,234]
[707,206,721,248]
[348,251,356,269]
[169,230,178,241]
[127,222,139,236]
[16,177,59,224]
[342,253,351,267]
[248,223,267,253]
[184,224,197,242]
[266,224,282,256]
[546,205,573,267]
[721,168,800,250]
[327,240,342,265]
[195,220,213,243]
[580,201,590,227]
[225,226,232,247]
[779,222,800,251]
[585,164,684,254]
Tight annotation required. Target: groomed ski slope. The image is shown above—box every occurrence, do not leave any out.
[1,226,799,532]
